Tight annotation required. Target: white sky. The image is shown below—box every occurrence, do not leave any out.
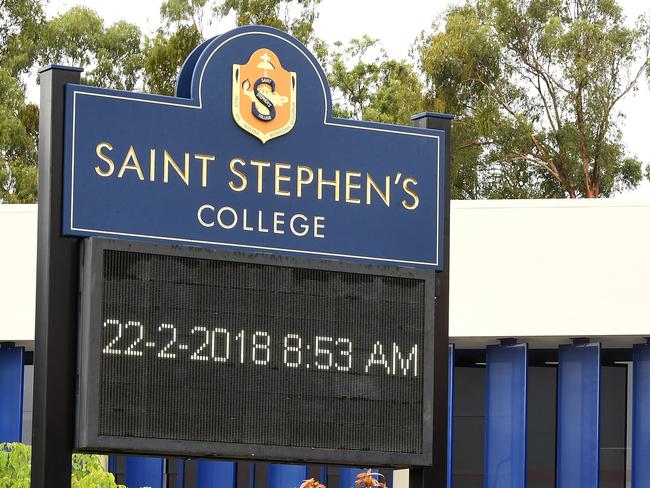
[40,0,650,198]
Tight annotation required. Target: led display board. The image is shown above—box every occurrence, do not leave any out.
[76,238,434,466]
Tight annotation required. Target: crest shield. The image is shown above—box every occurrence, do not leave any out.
[232,49,297,143]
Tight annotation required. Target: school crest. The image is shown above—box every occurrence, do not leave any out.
[232,49,297,143]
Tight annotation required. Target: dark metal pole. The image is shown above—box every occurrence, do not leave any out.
[410,112,452,488]
[32,64,82,488]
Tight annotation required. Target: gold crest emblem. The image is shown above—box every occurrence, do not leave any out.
[232,49,297,143]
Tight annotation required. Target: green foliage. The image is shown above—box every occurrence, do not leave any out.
[216,0,322,45]
[0,443,124,487]
[1,0,649,203]
[71,452,125,487]
[418,0,650,198]
[0,442,30,487]
[0,0,44,76]
[87,21,144,91]
[0,0,43,203]
[40,7,144,90]
[326,36,424,125]
[161,0,211,34]
[0,70,38,203]
[144,24,202,95]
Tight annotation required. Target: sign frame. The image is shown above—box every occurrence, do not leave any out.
[76,237,435,467]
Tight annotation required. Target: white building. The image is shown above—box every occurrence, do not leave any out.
[1,199,648,488]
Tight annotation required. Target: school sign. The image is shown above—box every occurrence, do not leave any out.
[32,25,451,487]
[62,26,445,268]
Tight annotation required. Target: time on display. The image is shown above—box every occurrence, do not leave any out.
[102,319,419,377]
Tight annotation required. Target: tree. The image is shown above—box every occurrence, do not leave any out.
[144,24,202,95]
[326,36,424,125]
[40,7,143,90]
[142,0,210,95]
[0,0,44,76]
[0,0,43,203]
[0,71,38,203]
[216,0,322,45]
[418,0,650,199]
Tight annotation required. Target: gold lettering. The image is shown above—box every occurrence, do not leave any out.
[229,158,248,191]
[195,154,215,188]
[297,165,314,197]
[402,177,419,210]
[345,171,362,204]
[317,168,340,201]
[149,149,155,181]
[366,174,390,206]
[251,160,270,193]
[164,150,190,185]
[275,163,291,196]
[95,142,114,177]
[118,145,144,180]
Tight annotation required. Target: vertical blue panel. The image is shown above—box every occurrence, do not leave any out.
[268,464,307,487]
[484,343,527,488]
[448,344,455,488]
[108,455,118,477]
[339,468,364,488]
[177,459,184,488]
[249,463,255,488]
[125,456,164,488]
[319,466,328,485]
[196,460,235,488]
[632,344,650,488]
[556,343,600,488]
[0,346,24,442]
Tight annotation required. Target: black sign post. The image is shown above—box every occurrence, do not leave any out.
[32,65,82,488]
[410,112,452,488]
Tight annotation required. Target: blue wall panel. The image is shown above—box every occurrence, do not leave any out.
[0,346,24,442]
[318,466,328,486]
[125,456,164,488]
[448,344,455,488]
[268,464,307,488]
[556,343,600,488]
[339,468,365,488]
[632,343,650,488]
[484,343,528,488]
[196,460,236,488]
[176,460,184,488]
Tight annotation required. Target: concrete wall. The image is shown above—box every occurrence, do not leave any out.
[450,199,650,346]
[3,199,650,346]
[0,205,37,342]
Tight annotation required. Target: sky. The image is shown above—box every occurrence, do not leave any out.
[38,0,650,198]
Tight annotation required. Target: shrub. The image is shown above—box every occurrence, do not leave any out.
[0,443,124,488]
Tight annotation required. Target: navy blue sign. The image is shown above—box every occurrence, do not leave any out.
[63,26,445,268]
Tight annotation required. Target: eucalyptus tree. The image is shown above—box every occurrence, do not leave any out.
[418,0,650,199]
